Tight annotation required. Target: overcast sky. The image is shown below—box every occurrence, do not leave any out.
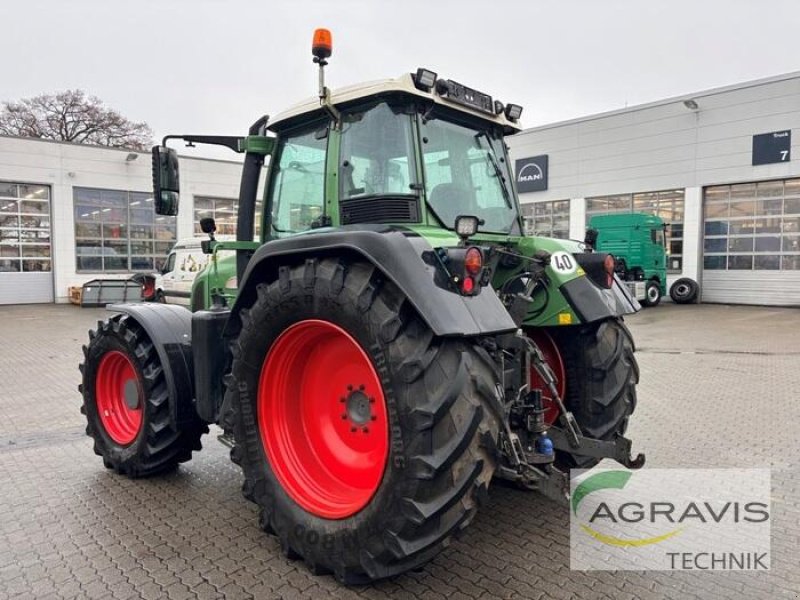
[3,1,800,158]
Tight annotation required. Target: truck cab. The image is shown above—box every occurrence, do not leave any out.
[589,213,667,306]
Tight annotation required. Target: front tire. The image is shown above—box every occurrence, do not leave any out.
[79,315,206,477]
[226,258,500,583]
[641,280,661,307]
[548,318,639,469]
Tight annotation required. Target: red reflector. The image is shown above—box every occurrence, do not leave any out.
[461,276,475,294]
[465,247,483,275]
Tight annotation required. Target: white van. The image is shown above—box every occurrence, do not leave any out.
[155,239,210,305]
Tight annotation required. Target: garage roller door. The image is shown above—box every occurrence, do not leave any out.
[702,179,800,306]
[0,182,54,304]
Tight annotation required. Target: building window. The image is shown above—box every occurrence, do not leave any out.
[193,196,263,238]
[194,197,236,236]
[0,182,52,273]
[586,189,685,272]
[521,200,570,238]
[703,178,800,271]
[74,187,176,272]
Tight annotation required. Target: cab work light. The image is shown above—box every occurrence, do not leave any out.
[414,68,438,91]
[455,215,480,240]
[505,103,523,121]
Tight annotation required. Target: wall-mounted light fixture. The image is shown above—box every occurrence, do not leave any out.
[125,152,138,162]
[683,99,699,110]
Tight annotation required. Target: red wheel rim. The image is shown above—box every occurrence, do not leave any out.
[525,330,566,426]
[258,320,389,519]
[95,350,143,445]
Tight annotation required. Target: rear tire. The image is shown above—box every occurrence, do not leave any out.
[549,318,639,469]
[79,315,207,477]
[670,278,699,304]
[225,258,500,583]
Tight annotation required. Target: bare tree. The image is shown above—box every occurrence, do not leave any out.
[0,90,153,150]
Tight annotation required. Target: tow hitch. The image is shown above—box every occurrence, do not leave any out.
[495,332,645,506]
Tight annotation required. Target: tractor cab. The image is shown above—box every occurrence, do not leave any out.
[266,70,525,239]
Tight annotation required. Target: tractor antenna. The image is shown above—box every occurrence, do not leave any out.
[312,28,340,123]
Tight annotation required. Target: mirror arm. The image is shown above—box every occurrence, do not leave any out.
[162,134,244,154]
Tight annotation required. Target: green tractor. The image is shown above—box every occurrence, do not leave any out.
[79,30,644,584]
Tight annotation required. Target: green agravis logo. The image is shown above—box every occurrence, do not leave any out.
[572,471,682,547]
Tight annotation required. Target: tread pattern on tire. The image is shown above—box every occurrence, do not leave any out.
[225,257,500,583]
[549,318,639,468]
[79,314,207,478]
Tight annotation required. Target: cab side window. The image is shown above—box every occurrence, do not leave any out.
[270,124,328,236]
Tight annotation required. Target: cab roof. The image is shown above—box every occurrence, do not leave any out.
[269,72,523,134]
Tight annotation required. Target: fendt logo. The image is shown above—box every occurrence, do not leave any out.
[570,468,771,571]
[514,155,548,193]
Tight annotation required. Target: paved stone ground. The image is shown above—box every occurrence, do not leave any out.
[0,303,798,600]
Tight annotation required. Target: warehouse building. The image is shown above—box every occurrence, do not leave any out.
[0,136,245,304]
[509,71,800,306]
[4,72,800,308]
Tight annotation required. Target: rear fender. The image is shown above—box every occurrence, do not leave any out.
[225,225,518,338]
[107,303,196,426]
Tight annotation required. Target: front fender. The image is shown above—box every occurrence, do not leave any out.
[107,303,196,426]
[227,225,518,338]
[510,236,639,326]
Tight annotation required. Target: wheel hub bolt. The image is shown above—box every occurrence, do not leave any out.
[345,389,372,425]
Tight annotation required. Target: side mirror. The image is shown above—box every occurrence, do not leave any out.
[199,217,217,235]
[584,228,599,250]
[151,146,180,216]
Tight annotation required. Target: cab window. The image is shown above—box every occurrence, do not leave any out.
[339,102,416,199]
[420,117,516,233]
[270,124,328,236]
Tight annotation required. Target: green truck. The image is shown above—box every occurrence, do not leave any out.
[588,213,668,307]
[78,30,645,583]
[587,213,699,306]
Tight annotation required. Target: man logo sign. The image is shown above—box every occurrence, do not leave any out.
[515,155,548,193]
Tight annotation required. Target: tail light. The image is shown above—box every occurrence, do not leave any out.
[572,252,615,289]
[464,247,483,275]
[604,254,615,287]
[438,246,486,296]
